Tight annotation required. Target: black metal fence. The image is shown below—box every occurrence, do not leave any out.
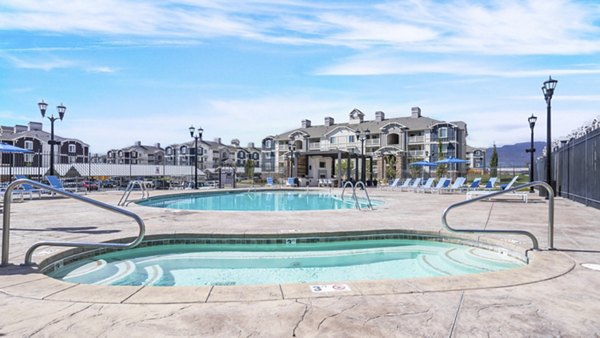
[537,128,600,209]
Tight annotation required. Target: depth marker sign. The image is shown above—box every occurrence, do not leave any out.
[310,284,351,293]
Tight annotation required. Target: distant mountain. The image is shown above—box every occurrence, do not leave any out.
[484,142,546,167]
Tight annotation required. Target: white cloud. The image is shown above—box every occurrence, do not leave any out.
[1,0,599,55]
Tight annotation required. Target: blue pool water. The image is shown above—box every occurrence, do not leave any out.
[46,239,524,286]
[137,191,378,211]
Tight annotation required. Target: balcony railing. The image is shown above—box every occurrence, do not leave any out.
[408,150,425,157]
[408,136,424,143]
[309,142,321,150]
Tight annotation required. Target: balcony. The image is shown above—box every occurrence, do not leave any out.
[365,139,380,147]
[408,136,424,144]
[408,150,425,157]
[309,142,321,150]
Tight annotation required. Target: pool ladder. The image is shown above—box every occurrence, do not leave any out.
[118,180,150,206]
[341,181,374,210]
[2,179,145,266]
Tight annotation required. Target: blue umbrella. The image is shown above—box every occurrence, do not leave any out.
[0,143,32,153]
[1,143,32,182]
[410,161,438,167]
[436,157,468,164]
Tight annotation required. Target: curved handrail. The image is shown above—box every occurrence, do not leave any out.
[118,180,150,206]
[354,181,374,210]
[441,181,554,251]
[2,179,146,266]
[340,181,354,201]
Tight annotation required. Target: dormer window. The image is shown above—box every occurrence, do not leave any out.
[439,127,448,139]
[68,144,76,153]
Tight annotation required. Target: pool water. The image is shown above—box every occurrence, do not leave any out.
[137,191,378,211]
[46,239,524,286]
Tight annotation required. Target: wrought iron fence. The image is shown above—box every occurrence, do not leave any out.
[537,128,600,209]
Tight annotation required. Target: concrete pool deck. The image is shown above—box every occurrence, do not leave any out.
[1,187,599,336]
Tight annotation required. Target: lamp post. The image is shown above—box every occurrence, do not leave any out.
[189,125,203,189]
[526,114,537,192]
[542,76,558,196]
[287,143,297,178]
[355,129,370,183]
[38,100,66,176]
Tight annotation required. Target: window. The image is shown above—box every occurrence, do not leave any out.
[439,127,448,139]
[166,148,172,155]
[319,162,326,168]
[68,144,76,153]
[24,140,33,150]
[348,135,355,143]
[330,137,335,144]
[265,140,272,148]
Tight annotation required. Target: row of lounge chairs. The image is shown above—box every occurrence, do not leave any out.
[382,176,528,201]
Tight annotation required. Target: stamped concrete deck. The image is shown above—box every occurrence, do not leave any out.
[1,187,599,337]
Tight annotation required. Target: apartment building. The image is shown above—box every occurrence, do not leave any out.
[0,121,89,166]
[271,107,468,183]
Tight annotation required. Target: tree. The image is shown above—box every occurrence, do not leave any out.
[244,159,255,179]
[384,155,396,180]
[490,143,498,177]
[435,139,447,178]
[339,159,354,179]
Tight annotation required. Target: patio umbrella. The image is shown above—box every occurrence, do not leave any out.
[410,161,438,167]
[410,161,438,180]
[436,157,468,164]
[0,142,32,182]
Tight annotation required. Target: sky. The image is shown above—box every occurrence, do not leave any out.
[1,0,600,153]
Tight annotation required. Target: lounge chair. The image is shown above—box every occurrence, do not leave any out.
[420,177,449,193]
[285,177,297,187]
[478,177,498,190]
[383,178,400,189]
[396,178,412,190]
[439,177,466,194]
[414,177,435,193]
[466,176,528,202]
[46,175,81,194]
[266,177,274,187]
[12,175,43,200]
[402,177,422,192]
[464,178,482,191]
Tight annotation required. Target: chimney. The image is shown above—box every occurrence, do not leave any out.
[28,122,43,131]
[324,117,335,126]
[375,111,385,122]
[134,141,142,146]
[411,107,421,118]
[214,137,222,144]
[231,139,240,146]
[14,125,27,133]
[302,119,311,128]
[154,143,161,148]
[247,142,255,148]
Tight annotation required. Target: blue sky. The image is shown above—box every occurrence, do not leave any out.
[1,0,600,153]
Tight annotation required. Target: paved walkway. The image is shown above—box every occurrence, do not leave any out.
[0,187,599,337]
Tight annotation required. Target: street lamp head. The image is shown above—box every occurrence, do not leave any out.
[189,125,195,138]
[38,100,48,118]
[542,76,558,100]
[197,126,203,139]
[56,103,66,120]
[528,114,537,129]
[365,129,370,136]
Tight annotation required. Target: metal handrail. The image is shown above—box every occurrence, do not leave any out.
[340,181,373,211]
[118,180,149,206]
[354,181,374,210]
[2,179,146,266]
[441,181,554,251]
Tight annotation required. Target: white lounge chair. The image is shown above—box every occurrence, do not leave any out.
[402,177,422,192]
[419,177,449,193]
[466,176,528,202]
[439,177,466,194]
[414,178,434,193]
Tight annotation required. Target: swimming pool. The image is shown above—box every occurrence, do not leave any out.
[137,190,378,211]
[45,236,525,286]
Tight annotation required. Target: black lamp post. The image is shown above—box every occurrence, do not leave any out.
[189,125,203,189]
[526,114,537,192]
[38,100,66,176]
[542,76,558,196]
[288,143,297,178]
[355,129,370,183]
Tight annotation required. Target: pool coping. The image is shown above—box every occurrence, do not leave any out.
[0,232,575,305]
